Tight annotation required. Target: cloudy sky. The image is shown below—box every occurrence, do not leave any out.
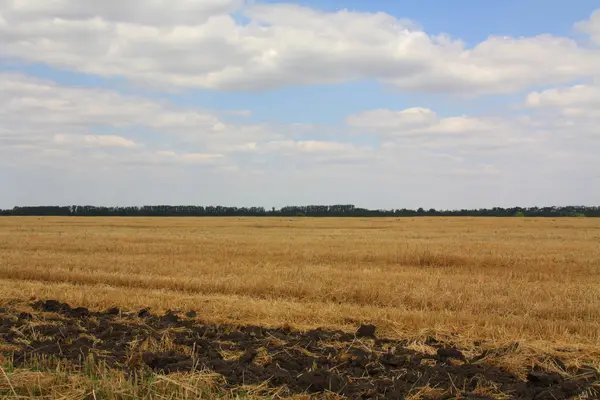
[1,0,599,209]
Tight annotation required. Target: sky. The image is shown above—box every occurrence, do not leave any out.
[1,0,599,209]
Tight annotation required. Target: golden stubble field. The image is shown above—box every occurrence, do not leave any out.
[0,216,599,398]
[0,217,600,400]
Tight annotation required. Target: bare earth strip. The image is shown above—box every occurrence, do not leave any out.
[0,216,599,398]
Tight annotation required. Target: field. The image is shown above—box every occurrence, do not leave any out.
[0,217,599,399]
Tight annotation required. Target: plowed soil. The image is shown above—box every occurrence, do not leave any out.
[1,300,598,399]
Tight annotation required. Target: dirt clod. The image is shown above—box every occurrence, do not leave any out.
[299,369,347,393]
[527,371,562,385]
[70,307,90,318]
[106,307,120,315]
[437,347,465,361]
[159,313,179,325]
[18,312,32,320]
[32,299,71,313]
[239,349,257,364]
[355,324,376,338]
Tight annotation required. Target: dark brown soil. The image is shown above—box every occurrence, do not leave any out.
[1,300,598,399]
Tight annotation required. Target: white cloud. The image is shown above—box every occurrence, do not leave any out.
[222,109,253,117]
[526,83,600,107]
[1,2,599,93]
[180,152,224,162]
[346,108,437,131]
[54,134,137,148]
[346,108,507,138]
[0,72,279,154]
[421,116,502,134]
[0,72,384,174]
[444,164,501,177]
[344,102,599,168]
[2,0,243,26]
[2,71,597,180]
[0,72,217,130]
[226,142,258,152]
[259,140,378,166]
[526,81,600,118]
[0,72,293,174]
[131,151,226,166]
[264,140,358,153]
[575,9,600,45]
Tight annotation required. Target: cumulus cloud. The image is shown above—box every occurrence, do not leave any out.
[54,134,137,148]
[0,72,377,172]
[575,9,600,45]
[258,140,379,167]
[124,151,226,166]
[0,72,280,154]
[264,140,360,153]
[3,71,597,176]
[179,152,225,162]
[0,72,250,173]
[344,102,598,166]
[526,81,600,118]
[1,0,243,26]
[0,72,218,130]
[1,1,599,93]
[346,108,508,139]
[346,108,438,131]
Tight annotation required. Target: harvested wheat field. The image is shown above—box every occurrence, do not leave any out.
[0,216,599,399]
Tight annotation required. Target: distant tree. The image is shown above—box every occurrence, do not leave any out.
[1,205,598,218]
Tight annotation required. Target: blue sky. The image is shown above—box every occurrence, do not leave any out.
[273,0,598,39]
[1,1,599,208]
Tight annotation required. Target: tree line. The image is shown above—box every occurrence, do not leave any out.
[0,204,598,217]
